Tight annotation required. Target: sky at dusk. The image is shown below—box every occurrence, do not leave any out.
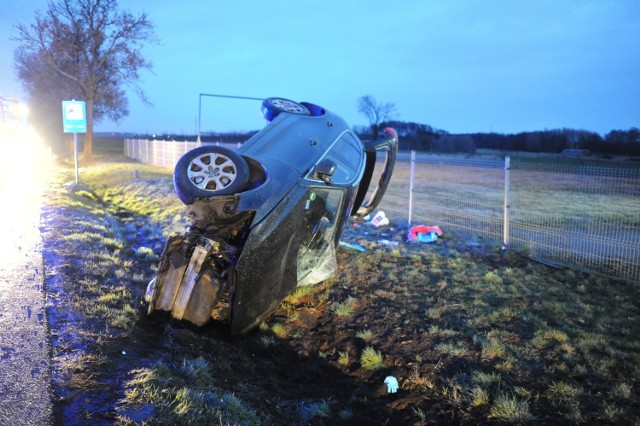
[1,0,638,136]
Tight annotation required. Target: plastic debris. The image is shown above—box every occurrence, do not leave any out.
[338,241,366,252]
[384,376,399,394]
[417,231,438,243]
[377,239,399,246]
[370,211,389,227]
[408,225,443,242]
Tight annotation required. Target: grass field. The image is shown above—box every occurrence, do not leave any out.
[42,155,640,424]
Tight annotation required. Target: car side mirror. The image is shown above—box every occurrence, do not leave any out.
[314,159,336,184]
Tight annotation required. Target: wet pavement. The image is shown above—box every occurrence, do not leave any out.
[0,160,54,424]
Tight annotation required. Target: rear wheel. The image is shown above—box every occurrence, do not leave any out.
[174,146,249,205]
[260,97,310,122]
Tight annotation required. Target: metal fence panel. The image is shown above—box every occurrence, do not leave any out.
[372,152,639,283]
[509,161,640,281]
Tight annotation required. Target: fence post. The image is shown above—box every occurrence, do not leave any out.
[503,155,510,249]
[408,150,416,226]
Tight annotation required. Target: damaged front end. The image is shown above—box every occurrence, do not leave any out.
[146,198,254,327]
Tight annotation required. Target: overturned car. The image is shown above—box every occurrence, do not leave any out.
[146,97,398,336]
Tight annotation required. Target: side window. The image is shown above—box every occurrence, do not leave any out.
[308,132,363,185]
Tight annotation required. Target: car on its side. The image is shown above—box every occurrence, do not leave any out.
[146,97,398,336]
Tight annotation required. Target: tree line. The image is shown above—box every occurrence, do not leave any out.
[356,97,639,157]
[374,123,640,156]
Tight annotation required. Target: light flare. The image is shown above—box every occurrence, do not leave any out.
[0,124,52,271]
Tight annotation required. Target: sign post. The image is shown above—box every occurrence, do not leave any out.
[62,100,87,185]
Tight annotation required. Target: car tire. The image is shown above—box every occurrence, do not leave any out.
[174,145,250,205]
[261,97,310,122]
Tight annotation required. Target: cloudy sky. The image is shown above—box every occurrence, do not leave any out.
[1,0,638,135]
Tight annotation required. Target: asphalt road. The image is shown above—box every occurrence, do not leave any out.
[0,151,54,424]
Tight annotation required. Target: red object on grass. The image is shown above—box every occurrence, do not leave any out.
[408,225,443,242]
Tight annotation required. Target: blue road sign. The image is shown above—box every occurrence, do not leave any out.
[62,100,87,133]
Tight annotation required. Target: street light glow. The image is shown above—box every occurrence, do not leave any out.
[0,122,51,268]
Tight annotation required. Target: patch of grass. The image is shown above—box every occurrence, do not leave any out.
[601,401,623,423]
[434,342,465,357]
[470,387,490,407]
[472,371,501,390]
[406,366,434,391]
[538,329,569,343]
[123,360,261,425]
[134,246,157,259]
[271,323,287,339]
[561,405,584,424]
[333,297,355,317]
[356,329,374,342]
[610,382,632,400]
[413,407,427,423]
[489,393,533,424]
[109,304,137,329]
[548,381,581,403]
[426,306,445,320]
[337,351,350,366]
[484,270,503,285]
[260,336,276,347]
[286,285,314,305]
[481,338,504,360]
[360,346,384,371]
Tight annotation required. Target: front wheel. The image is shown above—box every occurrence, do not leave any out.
[260,97,310,122]
[173,146,250,205]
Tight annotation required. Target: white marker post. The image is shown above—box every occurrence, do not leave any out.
[61,100,87,184]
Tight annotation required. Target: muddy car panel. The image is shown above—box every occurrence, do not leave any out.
[231,182,358,335]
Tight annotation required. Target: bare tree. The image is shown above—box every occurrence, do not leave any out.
[357,95,396,139]
[14,0,156,159]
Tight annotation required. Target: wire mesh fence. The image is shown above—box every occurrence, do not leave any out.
[124,139,241,169]
[508,161,640,282]
[375,152,640,284]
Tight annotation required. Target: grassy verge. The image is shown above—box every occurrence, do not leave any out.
[43,155,640,424]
